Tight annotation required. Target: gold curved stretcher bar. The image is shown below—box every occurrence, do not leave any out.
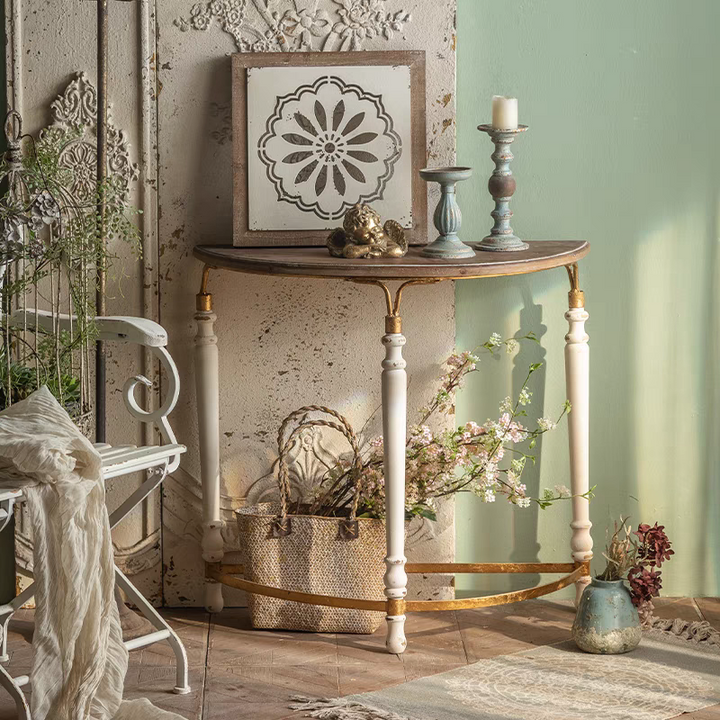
[208,561,587,614]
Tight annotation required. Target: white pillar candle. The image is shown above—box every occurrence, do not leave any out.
[491,96,519,130]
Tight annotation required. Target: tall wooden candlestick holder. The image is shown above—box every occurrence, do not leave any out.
[474,124,528,252]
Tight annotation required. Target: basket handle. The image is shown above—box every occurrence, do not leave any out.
[275,405,363,537]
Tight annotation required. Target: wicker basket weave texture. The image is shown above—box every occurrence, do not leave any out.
[237,503,386,633]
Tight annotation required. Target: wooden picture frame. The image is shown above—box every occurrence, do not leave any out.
[232,51,427,247]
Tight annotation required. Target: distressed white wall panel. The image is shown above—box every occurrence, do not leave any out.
[5,0,162,603]
[7,0,458,607]
[158,0,458,606]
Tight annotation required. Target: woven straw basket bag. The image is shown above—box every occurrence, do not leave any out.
[236,406,386,634]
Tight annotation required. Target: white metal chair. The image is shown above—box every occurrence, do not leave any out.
[0,311,189,718]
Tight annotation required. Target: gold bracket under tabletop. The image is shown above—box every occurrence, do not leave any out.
[197,265,215,312]
[349,278,443,333]
[566,263,585,308]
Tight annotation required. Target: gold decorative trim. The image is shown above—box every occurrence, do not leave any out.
[208,566,387,612]
[406,562,577,574]
[385,315,402,334]
[405,565,585,611]
[209,561,579,576]
[208,561,587,614]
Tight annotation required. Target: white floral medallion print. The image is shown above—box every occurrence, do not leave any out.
[258,75,401,220]
[247,64,412,230]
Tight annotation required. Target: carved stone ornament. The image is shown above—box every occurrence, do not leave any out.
[114,532,162,576]
[244,425,340,505]
[41,73,139,203]
[175,0,412,53]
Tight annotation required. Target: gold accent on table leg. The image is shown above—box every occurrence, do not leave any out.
[404,564,586,612]
[197,265,214,311]
[385,315,402,334]
[349,278,443,334]
[565,263,585,308]
[386,598,406,616]
[392,279,441,312]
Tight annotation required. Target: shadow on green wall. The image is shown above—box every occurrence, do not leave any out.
[455,0,720,597]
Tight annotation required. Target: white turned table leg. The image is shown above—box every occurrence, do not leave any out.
[382,330,408,654]
[564,288,592,605]
[195,291,224,613]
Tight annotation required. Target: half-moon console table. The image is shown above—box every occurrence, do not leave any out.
[193,241,593,654]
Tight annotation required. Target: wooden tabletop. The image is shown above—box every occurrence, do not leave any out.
[194,241,589,282]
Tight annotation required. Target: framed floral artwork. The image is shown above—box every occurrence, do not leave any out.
[232,51,427,246]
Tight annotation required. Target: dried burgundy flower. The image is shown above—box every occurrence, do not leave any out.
[628,566,663,608]
[634,522,674,568]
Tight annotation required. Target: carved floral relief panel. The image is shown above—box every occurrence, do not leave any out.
[47,73,139,203]
[174,0,412,53]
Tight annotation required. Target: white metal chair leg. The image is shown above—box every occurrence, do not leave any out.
[0,614,11,663]
[564,270,593,605]
[0,583,37,667]
[382,329,408,655]
[0,665,30,720]
[115,566,190,694]
[0,567,191,707]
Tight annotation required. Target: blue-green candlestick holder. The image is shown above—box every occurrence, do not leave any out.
[474,124,529,252]
[419,167,475,259]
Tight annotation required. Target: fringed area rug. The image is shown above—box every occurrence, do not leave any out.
[291,621,720,720]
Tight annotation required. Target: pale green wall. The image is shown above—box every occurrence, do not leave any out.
[455,0,720,597]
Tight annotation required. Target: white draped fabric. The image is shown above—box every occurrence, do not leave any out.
[0,387,184,720]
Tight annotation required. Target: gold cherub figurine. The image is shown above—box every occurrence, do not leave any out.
[327,204,408,259]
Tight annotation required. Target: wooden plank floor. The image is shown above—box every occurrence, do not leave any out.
[0,597,718,719]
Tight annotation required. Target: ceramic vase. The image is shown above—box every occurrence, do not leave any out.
[572,577,642,654]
